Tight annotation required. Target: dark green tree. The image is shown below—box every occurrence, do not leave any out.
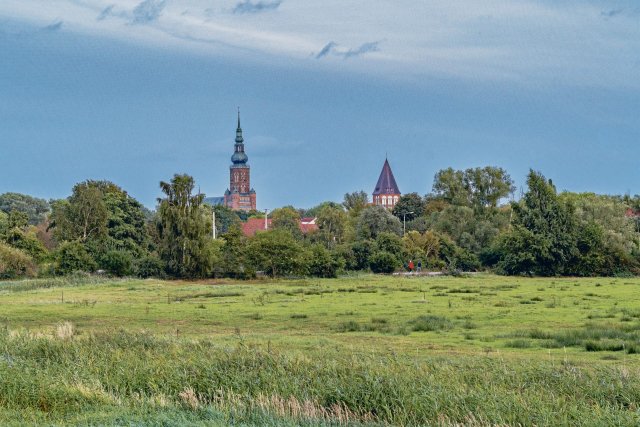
[392,192,425,221]
[156,174,216,278]
[246,229,305,277]
[356,206,402,239]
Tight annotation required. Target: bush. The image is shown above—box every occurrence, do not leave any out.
[134,254,166,278]
[101,250,133,277]
[55,241,97,275]
[0,242,36,279]
[369,251,399,274]
[307,244,343,278]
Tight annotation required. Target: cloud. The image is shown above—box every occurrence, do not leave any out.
[97,4,115,21]
[315,41,337,59]
[233,0,282,14]
[601,9,623,18]
[43,20,63,32]
[343,41,380,59]
[315,41,380,59]
[131,0,166,24]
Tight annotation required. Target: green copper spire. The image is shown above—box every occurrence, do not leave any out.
[231,109,248,165]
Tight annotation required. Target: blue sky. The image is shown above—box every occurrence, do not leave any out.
[0,0,639,209]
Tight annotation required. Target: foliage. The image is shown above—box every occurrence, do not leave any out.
[246,229,305,277]
[369,251,399,273]
[391,192,425,221]
[210,204,242,236]
[50,183,108,243]
[342,191,369,217]
[270,206,302,238]
[100,250,134,277]
[55,241,97,274]
[494,171,577,276]
[156,174,217,278]
[315,204,349,247]
[0,192,50,225]
[219,225,251,279]
[432,166,515,209]
[0,242,36,279]
[403,230,440,262]
[375,232,404,261]
[307,244,343,278]
[356,205,402,239]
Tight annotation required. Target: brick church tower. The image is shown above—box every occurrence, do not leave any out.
[224,111,256,211]
[372,158,401,209]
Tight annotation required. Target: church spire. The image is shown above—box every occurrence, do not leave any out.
[235,108,244,144]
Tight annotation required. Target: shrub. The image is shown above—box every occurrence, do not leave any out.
[55,241,97,274]
[100,250,133,277]
[0,242,36,279]
[134,254,166,278]
[369,251,399,274]
[409,315,453,332]
[307,244,342,278]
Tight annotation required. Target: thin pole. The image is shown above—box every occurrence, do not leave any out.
[264,209,269,230]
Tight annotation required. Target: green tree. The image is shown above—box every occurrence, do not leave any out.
[307,244,343,278]
[55,241,97,274]
[49,183,108,243]
[156,174,216,278]
[392,192,425,221]
[316,204,348,247]
[246,229,305,277]
[369,251,399,274]
[220,224,251,278]
[270,206,302,238]
[0,193,50,225]
[0,242,36,279]
[343,191,369,217]
[494,170,577,276]
[432,166,514,209]
[356,206,402,239]
[210,204,242,236]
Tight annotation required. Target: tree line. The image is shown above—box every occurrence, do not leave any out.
[1,166,640,279]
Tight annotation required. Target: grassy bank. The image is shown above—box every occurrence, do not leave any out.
[0,328,639,426]
[1,274,640,425]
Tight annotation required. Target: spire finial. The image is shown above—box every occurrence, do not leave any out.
[237,107,241,130]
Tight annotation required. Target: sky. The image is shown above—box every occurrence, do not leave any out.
[0,0,639,210]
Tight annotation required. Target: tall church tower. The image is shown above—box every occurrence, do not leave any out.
[372,158,401,209]
[224,111,256,211]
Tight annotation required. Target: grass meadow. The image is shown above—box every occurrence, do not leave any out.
[1,274,639,425]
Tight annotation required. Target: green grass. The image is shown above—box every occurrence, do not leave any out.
[1,274,640,425]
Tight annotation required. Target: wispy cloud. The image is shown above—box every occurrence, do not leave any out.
[43,20,63,32]
[315,41,380,59]
[97,4,115,21]
[315,41,337,59]
[233,0,282,15]
[343,41,380,59]
[131,0,166,24]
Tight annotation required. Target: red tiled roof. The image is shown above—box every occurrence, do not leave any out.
[241,217,318,237]
[242,218,271,236]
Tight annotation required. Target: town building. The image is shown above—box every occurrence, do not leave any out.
[372,158,401,209]
[241,217,318,237]
[223,112,256,211]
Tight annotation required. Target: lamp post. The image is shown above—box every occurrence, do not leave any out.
[402,211,414,236]
[264,209,269,230]
[212,209,216,239]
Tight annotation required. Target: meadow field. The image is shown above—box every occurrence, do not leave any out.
[1,274,640,426]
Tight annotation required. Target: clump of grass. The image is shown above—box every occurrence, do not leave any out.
[505,339,532,349]
[290,314,308,319]
[408,315,452,332]
[371,317,388,324]
[335,321,360,332]
[56,321,75,340]
[173,291,244,302]
[247,313,263,320]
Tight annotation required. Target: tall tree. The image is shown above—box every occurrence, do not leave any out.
[343,191,369,217]
[392,192,425,221]
[495,170,577,275]
[356,206,402,239]
[0,193,50,225]
[270,206,301,238]
[316,204,348,247]
[157,174,216,278]
[432,166,514,209]
[49,183,108,243]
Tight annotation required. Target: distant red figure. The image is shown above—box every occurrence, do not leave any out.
[408,260,415,271]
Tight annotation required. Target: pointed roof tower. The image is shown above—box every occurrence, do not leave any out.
[231,108,248,165]
[373,158,400,195]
